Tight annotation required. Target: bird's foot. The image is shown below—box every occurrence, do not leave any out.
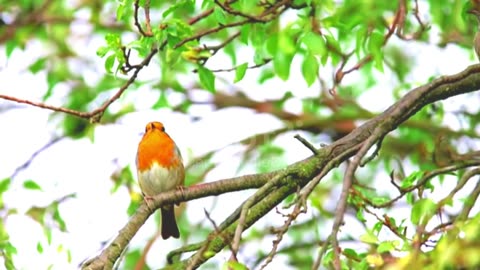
[175,186,185,206]
[143,195,155,211]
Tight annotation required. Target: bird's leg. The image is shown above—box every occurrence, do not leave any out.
[175,186,185,206]
[143,195,155,211]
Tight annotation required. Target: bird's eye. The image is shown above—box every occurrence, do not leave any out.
[161,126,165,132]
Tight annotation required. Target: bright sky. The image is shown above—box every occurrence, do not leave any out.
[0,14,479,270]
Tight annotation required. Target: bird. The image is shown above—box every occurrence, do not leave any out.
[136,121,185,239]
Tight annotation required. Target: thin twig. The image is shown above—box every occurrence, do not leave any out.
[360,135,384,166]
[331,128,385,269]
[11,136,63,179]
[214,0,268,22]
[294,134,320,155]
[133,0,152,37]
[231,172,286,257]
[143,0,152,35]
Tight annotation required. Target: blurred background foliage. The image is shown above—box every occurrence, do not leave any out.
[1,0,480,269]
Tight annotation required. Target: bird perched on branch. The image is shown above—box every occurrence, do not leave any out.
[136,121,185,239]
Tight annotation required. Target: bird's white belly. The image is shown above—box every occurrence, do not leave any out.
[138,163,182,196]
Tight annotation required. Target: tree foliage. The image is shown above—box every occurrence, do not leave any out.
[1,0,480,269]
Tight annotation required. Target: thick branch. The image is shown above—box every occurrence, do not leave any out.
[83,64,480,270]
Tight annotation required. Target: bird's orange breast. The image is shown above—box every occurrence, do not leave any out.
[137,130,180,171]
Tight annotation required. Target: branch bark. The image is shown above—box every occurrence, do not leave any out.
[82,64,480,270]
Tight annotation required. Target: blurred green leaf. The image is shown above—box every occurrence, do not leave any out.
[234,62,248,83]
[37,242,43,253]
[401,171,423,189]
[96,46,109,57]
[152,91,170,109]
[302,32,326,55]
[123,249,143,270]
[368,31,384,71]
[224,261,248,270]
[360,231,378,244]
[197,65,216,93]
[301,54,319,86]
[163,0,194,18]
[411,198,437,225]
[5,40,17,58]
[52,204,67,232]
[213,7,227,25]
[377,241,397,253]
[104,54,116,73]
[28,57,47,74]
[273,51,294,81]
[343,248,360,260]
[0,178,11,194]
[23,180,43,191]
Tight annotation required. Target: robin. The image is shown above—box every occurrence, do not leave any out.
[136,121,184,239]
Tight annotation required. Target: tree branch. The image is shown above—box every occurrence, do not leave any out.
[82,64,480,270]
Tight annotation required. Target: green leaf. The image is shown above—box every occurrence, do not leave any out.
[166,48,182,66]
[343,248,360,260]
[301,54,319,86]
[46,71,61,99]
[377,241,396,253]
[278,31,296,54]
[0,178,11,194]
[213,7,227,25]
[273,51,294,81]
[197,65,216,93]
[250,26,266,49]
[234,63,248,83]
[28,58,47,74]
[5,40,17,58]
[411,198,437,225]
[265,33,278,56]
[3,242,17,255]
[127,198,141,216]
[224,42,237,65]
[123,249,142,270]
[23,180,43,191]
[302,32,326,55]
[368,31,384,71]
[163,0,194,18]
[401,171,423,189]
[360,231,378,244]
[1,241,17,270]
[356,209,366,222]
[153,91,170,109]
[104,54,116,73]
[406,192,414,205]
[372,221,383,235]
[37,242,43,253]
[371,196,390,205]
[239,24,250,44]
[355,26,368,58]
[116,4,125,20]
[201,0,214,8]
[324,33,341,58]
[96,46,109,57]
[105,33,121,48]
[52,204,67,232]
[323,249,334,266]
[258,69,275,84]
[224,261,248,270]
